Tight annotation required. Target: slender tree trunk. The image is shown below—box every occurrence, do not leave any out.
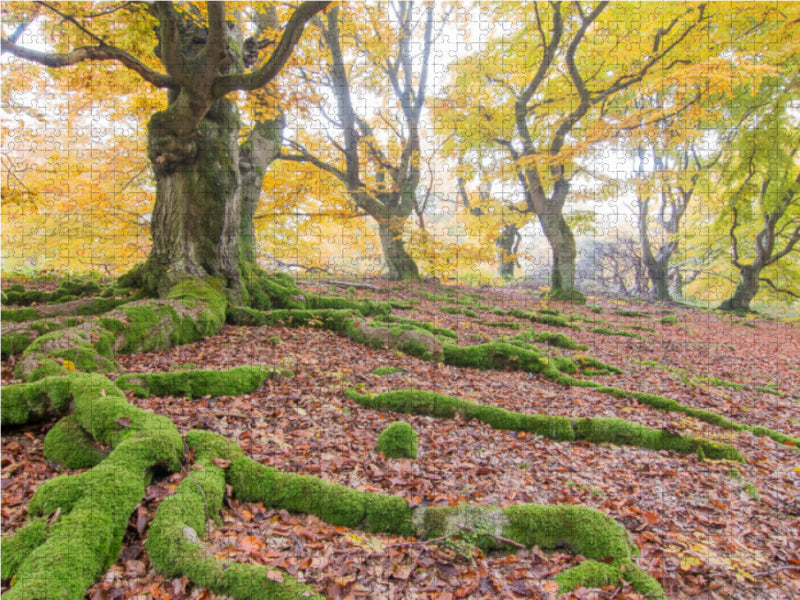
[538,212,576,291]
[239,115,285,265]
[496,224,517,280]
[146,99,245,296]
[719,265,760,312]
[378,222,420,281]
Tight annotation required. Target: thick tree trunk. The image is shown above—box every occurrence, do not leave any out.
[719,265,760,312]
[146,99,244,296]
[538,212,576,291]
[378,222,420,281]
[496,224,517,280]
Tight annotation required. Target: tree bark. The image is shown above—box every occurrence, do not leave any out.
[538,211,576,291]
[146,99,244,296]
[379,222,420,281]
[718,265,760,312]
[496,224,517,280]
[638,199,675,301]
[239,115,285,265]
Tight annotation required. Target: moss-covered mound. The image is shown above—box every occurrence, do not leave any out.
[376,421,418,458]
[13,278,228,382]
[346,388,744,462]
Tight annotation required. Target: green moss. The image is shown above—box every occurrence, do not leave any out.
[504,504,634,559]
[660,315,679,324]
[2,331,35,359]
[507,308,577,329]
[146,456,325,600]
[376,315,457,339]
[612,309,649,318]
[115,365,285,399]
[543,288,587,304]
[0,518,49,581]
[1,377,74,426]
[75,297,132,316]
[373,366,404,376]
[1,307,39,322]
[6,372,183,600]
[376,421,418,459]
[590,327,642,338]
[347,388,739,459]
[442,341,560,378]
[440,305,462,315]
[188,431,415,537]
[511,330,587,350]
[572,355,623,375]
[43,415,108,469]
[226,305,270,326]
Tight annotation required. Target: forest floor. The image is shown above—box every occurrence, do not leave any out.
[2,278,800,600]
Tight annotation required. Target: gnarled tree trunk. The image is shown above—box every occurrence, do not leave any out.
[496,224,518,280]
[718,265,759,312]
[146,99,245,296]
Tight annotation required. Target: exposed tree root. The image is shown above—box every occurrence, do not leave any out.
[1,373,183,600]
[187,431,665,597]
[345,388,744,462]
[559,376,800,450]
[13,278,227,381]
[147,458,324,600]
[116,365,292,399]
[228,296,794,452]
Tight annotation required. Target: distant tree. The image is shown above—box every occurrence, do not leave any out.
[280,1,441,280]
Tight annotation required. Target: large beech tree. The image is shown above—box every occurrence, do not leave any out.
[2,1,330,298]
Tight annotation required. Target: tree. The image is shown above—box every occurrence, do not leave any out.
[279,1,439,280]
[716,109,800,312]
[3,1,329,298]
[441,2,713,296]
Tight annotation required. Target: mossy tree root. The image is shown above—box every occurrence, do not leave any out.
[43,414,109,468]
[187,431,663,597]
[345,388,744,462]
[146,458,324,600]
[115,365,292,399]
[1,373,183,600]
[556,376,800,450]
[14,277,227,382]
[1,316,82,360]
[418,504,661,595]
[225,306,618,381]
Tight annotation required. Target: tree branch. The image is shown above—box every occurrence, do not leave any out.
[213,1,331,96]
[759,278,800,299]
[0,38,175,88]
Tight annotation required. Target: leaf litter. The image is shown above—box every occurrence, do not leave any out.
[2,281,799,599]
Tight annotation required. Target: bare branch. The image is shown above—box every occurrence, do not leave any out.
[35,1,107,45]
[0,38,175,88]
[213,1,331,96]
[759,278,800,299]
